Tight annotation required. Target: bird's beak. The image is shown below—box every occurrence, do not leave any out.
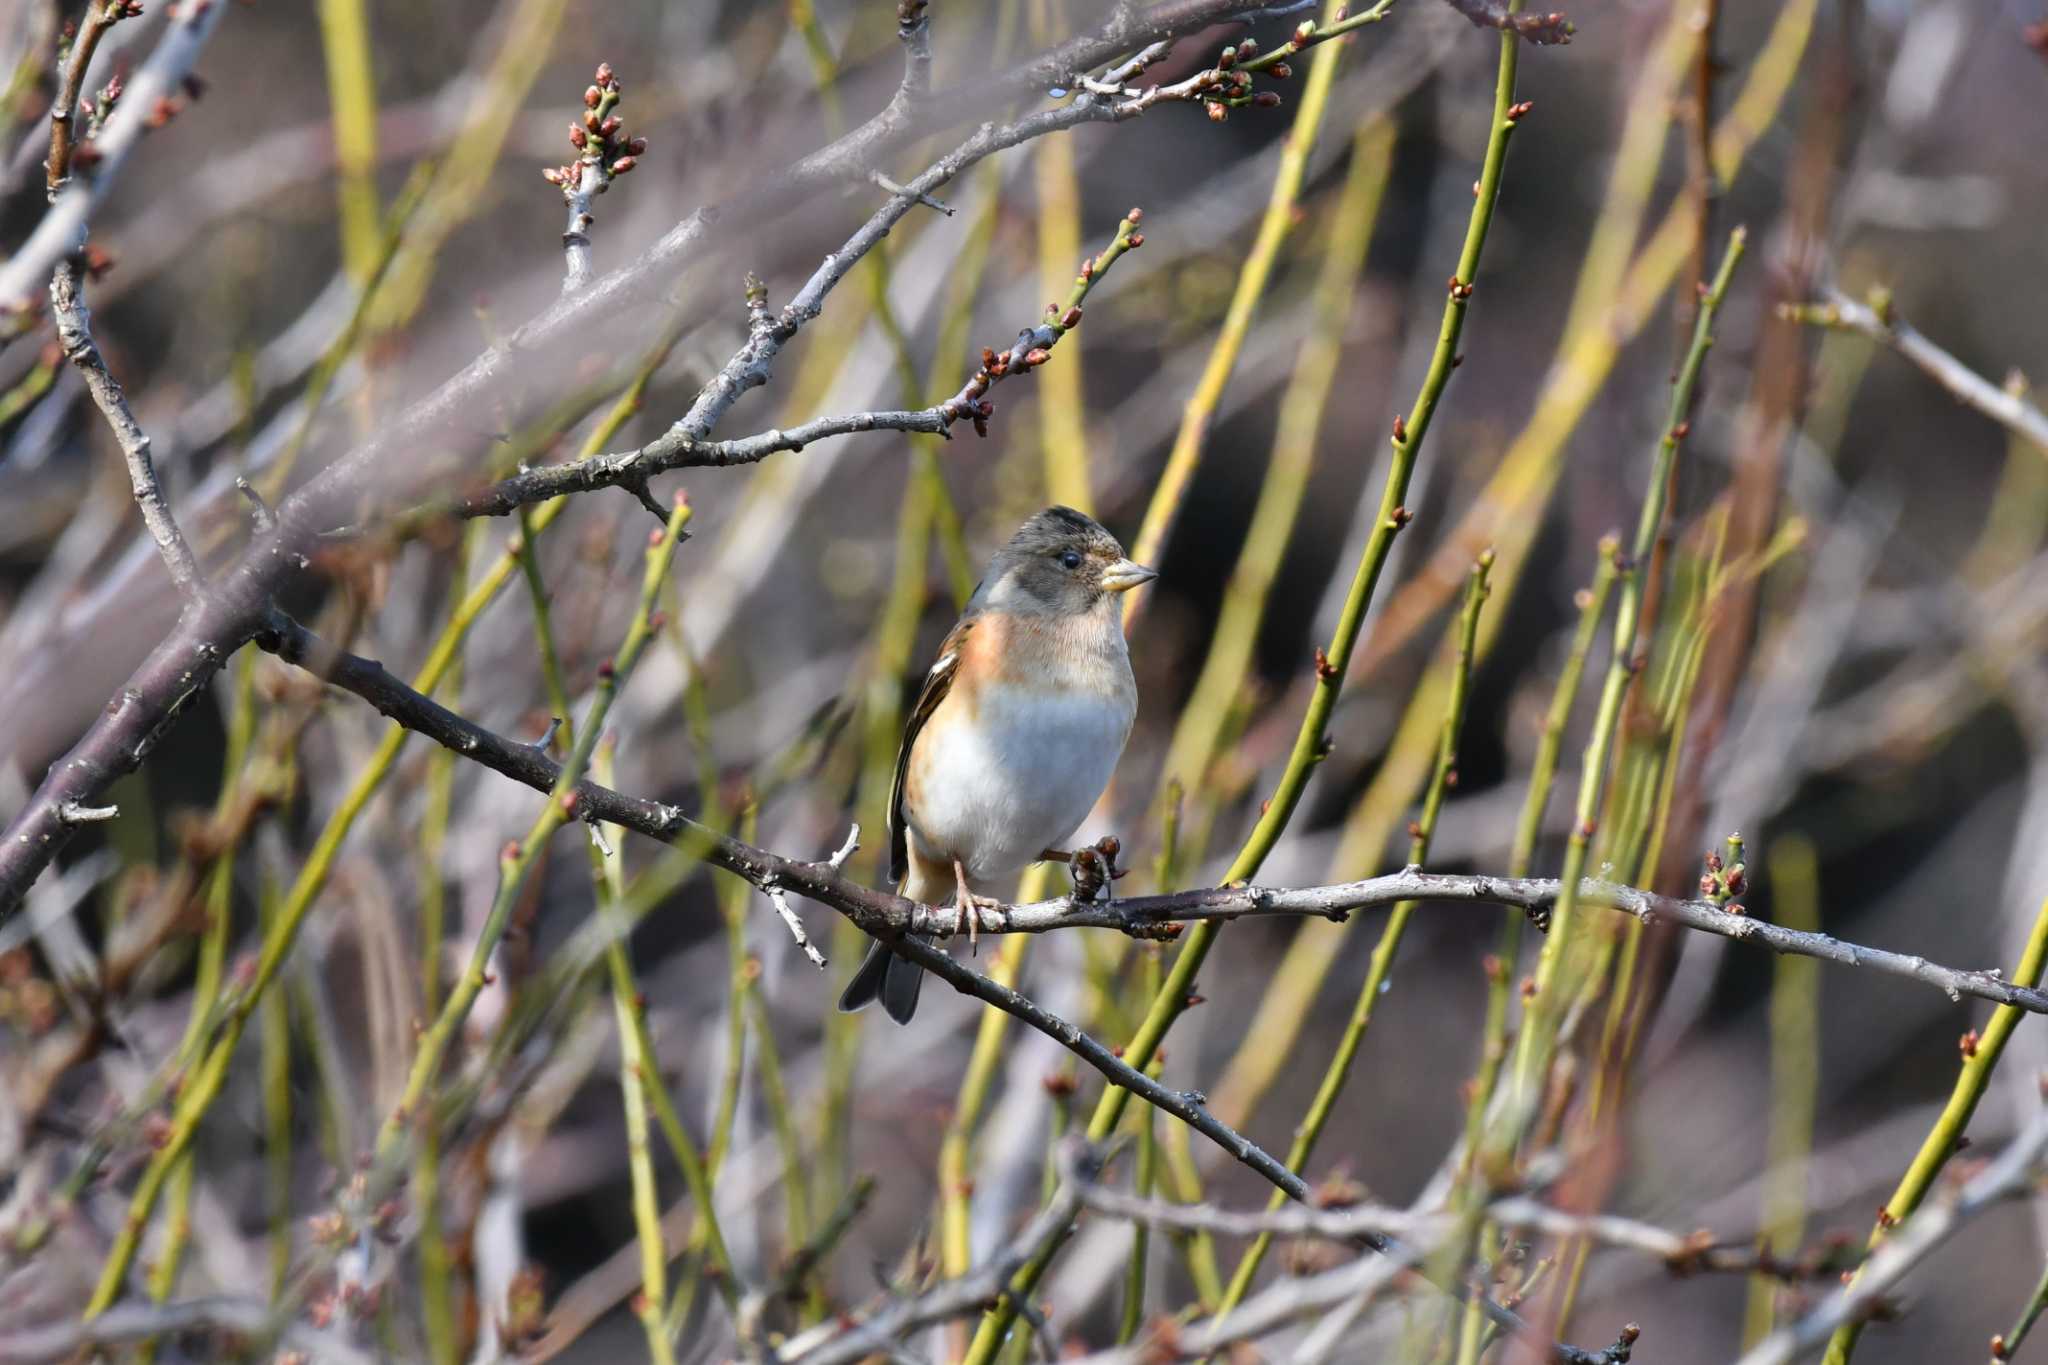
[1100,558,1158,594]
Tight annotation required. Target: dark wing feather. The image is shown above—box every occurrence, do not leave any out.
[889,617,972,885]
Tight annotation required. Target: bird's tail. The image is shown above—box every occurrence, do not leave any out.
[836,861,940,1024]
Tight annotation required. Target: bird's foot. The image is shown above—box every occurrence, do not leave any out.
[951,858,998,955]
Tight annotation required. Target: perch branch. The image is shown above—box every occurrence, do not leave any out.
[265,617,2048,1016]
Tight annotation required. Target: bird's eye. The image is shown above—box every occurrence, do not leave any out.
[1059,549,1083,570]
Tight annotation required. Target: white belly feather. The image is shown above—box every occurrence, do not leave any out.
[910,681,1133,884]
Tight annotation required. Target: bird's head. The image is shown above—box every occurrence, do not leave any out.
[982,505,1157,617]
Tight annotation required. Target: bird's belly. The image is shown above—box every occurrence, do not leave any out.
[910,683,1132,884]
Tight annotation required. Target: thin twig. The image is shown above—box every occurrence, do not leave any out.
[454,208,1147,519]
[1785,288,2048,456]
[775,1160,1089,1365]
[49,258,205,598]
[0,1294,378,1365]
[43,0,129,197]
[765,880,829,969]
[1065,1150,1852,1281]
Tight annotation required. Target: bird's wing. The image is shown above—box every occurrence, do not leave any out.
[890,616,973,886]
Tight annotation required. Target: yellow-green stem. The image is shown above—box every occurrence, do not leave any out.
[1217,553,1492,1313]
[1741,834,1821,1347]
[1507,228,1747,1128]
[1822,895,2048,1365]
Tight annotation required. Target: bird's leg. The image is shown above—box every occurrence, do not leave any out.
[952,858,984,956]
[1037,847,1073,863]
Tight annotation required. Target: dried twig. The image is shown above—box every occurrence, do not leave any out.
[0,1294,378,1365]
[1064,1148,1853,1281]
[776,1163,1085,1365]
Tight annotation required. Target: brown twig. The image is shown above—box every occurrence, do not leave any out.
[43,0,136,196]
[1439,0,1575,44]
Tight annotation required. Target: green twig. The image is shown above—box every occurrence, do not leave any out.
[1506,226,1747,1130]
[1217,552,1493,1314]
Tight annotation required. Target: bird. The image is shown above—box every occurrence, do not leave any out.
[838,505,1157,1024]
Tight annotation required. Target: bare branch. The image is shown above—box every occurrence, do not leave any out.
[251,609,2048,1035]
[1063,1148,1854,1281]
[1733,1108,2048,1365]
[0,1295,379,1365]
[43,0,135,196]
[778,1158,1088,1365]
[1786,288,2048,456]
[49,258,205,598]
[765,880,829,969]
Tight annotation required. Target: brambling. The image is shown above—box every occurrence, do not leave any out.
[838,506,1157,1024]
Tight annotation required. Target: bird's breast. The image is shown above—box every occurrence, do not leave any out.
[907,673,1134,884]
